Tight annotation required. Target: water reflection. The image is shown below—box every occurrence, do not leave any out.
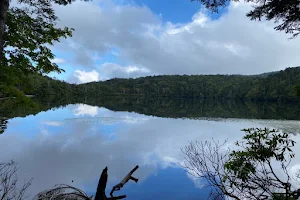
[0,118,8,134]
[1,99,300,199]
[2,97,300,123]
[73,104,99,117]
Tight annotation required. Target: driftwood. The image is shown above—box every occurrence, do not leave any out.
[34,184,92,200]
[109,165,139,198]
[95,165,139,200]
[35,166,139,200]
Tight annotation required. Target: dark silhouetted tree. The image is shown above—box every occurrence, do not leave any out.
[192,0,300,38]
[0,0,89,97]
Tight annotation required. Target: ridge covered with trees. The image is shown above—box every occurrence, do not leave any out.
[3,66,300,102]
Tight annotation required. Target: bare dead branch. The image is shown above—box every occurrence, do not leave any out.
[181,128,300,200]
[109,165,139,198]
[0,161,32,200]
[181,140,241,200]
[34,184,91,200]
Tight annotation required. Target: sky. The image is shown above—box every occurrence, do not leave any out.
[46,0,300,83]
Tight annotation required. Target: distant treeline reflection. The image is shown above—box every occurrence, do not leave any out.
[1,97,300,122]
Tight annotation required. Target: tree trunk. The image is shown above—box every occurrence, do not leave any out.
[0,0,9,61]
[95,167,108,200]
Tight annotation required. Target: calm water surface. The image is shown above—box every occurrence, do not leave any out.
[1,100,300,199]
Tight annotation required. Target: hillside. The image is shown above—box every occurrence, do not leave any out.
[3,66,300,102]
[78,66,300,101]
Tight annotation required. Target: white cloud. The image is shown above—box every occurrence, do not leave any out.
[122,115,150,124]
[73,70,100,83]
[52,0,300,80]
[99,62,150,80]
[43,120,63,127]
[73,104,99,117]
[290,164,300,186]
[50,58,66,64]
[186,173,206,189]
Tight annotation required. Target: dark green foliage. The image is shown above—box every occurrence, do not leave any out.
[225,128,295,182]
[0,98,40,119]
[293,85,300,96]
[5,4,70,74]
[192,0,300,37]
[182,127,300,199]
[272,193,299,200]
[0,0,89,97]
[78,67,300,101]
[3,0,90,72]
[4,66,300,102]
[2,0,73,73]
[222,128,299,199]
[246,0,300,37]
[0,118,8,134]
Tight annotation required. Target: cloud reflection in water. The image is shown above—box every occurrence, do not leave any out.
[1,104,300,199]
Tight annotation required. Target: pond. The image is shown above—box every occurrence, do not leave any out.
[1,98,300,199]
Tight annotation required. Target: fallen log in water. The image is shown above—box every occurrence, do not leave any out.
[35,165,139,200]
[95,165,139,200]
[109,165,139,198]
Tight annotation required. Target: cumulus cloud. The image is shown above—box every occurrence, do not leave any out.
[52,0,300,80]
[72,63,151,83]
[53,0,159,68]
[186,173,206,189]
[99,62,151,80]
[73,104,99,116]
[73,70,100,83]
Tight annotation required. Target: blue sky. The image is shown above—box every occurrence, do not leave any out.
[131,0,228,22]
[49,0,300,83]
[133,0,202,23]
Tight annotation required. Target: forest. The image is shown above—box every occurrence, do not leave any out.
[2,66,300,102]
